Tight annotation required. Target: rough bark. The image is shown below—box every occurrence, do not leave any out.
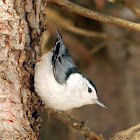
[0,0,46,139]
[110,124,140,140]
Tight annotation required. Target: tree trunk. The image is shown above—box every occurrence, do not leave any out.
[0,0,46,139]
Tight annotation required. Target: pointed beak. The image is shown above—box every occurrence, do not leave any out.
[95,99,111,110]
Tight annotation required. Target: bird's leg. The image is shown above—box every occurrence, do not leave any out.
[44,105,57,121]
[47,108,52,121]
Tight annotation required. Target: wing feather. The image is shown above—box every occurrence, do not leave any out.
[52,30,77,84]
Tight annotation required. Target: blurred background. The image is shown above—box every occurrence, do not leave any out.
[40,0,140,139]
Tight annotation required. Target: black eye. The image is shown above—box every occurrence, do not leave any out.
[88,87,92,93]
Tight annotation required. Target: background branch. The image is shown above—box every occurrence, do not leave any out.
[49,0,140,31]
[45,106,104,140]
[124,1,140,19]
[109,0,140,19]
[110,123,140,140]
[90,40,108,55]
[45,8,109,39]
[46,21,92,65]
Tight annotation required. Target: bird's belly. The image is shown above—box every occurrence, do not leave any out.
[34,52,93,111]
[34,53,69,110]
[35,71,92,111]
[35,79,74,111]
[35,75,83,111]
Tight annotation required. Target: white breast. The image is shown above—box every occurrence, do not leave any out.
[34,52,93,111]
[34,52,64,109]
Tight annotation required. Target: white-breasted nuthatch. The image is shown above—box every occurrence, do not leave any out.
[34,30,110,111]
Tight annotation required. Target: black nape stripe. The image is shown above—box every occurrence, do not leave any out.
[65,67,79,81]
[87,79,97,93]
[65,68,97,94]
[80,73,98,94]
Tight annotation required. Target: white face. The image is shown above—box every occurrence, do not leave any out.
[67,73,110,110]
[67,73,98,105]
[83,77,98,101]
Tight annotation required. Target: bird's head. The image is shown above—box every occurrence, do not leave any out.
[67,73,111,110]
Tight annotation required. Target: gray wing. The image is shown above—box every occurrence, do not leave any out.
[52,30,78,84]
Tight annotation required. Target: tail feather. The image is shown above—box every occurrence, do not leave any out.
[56,29,62,41]
[53,29,66,57]
[51,29,76,84]
[52,29,64,65]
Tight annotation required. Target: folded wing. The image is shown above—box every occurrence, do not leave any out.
[52,30,78,84]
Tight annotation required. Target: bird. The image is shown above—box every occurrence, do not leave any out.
[34,29,110,111]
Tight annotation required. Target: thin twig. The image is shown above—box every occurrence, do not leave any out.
[124,2,140,19]
[90,40,108,55]
[109,0,140,19]
[45,106,104,140]
[49,0,140,31]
